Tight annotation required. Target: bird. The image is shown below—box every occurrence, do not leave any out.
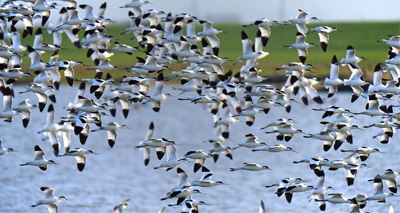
[284,32,315,63]
[39,104,61,157]
[88,58,118,72]
[0,139,15,156]
[191,166,226,187]
[136,137,176,160]
[230,162,271,171]
[233,133,267,149]
[183,149,213,173]
[198,20,222,56]
[265,177,306,198]
[120,0,149,13]
[113,198,130,213]
[60,148,96,171]
[33,27,60,53]
[283,182,314,203]
[91,122,129,148]
[309,26,337,52]
[209,140,233,162]
[344,162,368,186]
[374,169,399,193]
[378,35,400,53]
[138,121,154,166]
[161,187,204,205]
[31,187,67,213]
[148,73,168,112]
[324,55,344,98]
[10,25,27,54]
[154,144,188,171]
[259,200,265,213]
[297,75,324,105]
[169,199,208,213]
[341,146,383,161]
[316,192,351,204]
[0,86,19,122]
[293,157,329,171]
[343,64,369,102]
[167,167,190,195]
[214,104,240,139]
[236,30,269,63]
[20,145,57,171]
[131,55,167,72]
[58,60,84,87]
[26,46,47,72]
[79,2,107,22]
[348,197,366,213]
[366,176,396,202]
[303,131,336,152]
[20,82,55,112]
[340,45,364,67]
[243,18,278,46]
[389,203,395,213]
[308,174,333,211]
[367,63,386,94]
[252,144,298,153]
[285,9,319,35]
[109,42,138,55]
[264,122,303,142]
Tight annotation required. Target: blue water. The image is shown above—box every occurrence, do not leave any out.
[0,85,398,213]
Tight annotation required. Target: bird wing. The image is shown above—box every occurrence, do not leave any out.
[296,48,308,58]
[47,204,59,213]
[296,24,308,35]
[74,155,87,171]
[48,131,59,156]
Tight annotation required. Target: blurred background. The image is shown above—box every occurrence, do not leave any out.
[93,0,400,23]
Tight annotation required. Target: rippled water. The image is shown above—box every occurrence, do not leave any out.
[0,85,399,213]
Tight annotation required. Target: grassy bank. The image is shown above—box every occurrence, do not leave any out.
[18,21,400,82]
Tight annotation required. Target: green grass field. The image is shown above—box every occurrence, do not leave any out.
[18,21,400,82]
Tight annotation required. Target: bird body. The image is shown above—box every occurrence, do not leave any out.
[284,32,314,63]
[20,145,57,171]
[230,162,271,171]
[0,139,14,155]
[31,187,67,213]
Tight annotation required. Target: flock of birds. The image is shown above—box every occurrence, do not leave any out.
[0,0,399,212]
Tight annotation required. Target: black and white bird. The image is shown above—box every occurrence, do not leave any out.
[0,139,15,156]
[198,20,222,56]
[191,166,226,187]
[91,122,129,148]
[154,144,187,171]
[20,145,57,171]
[340,45,365,68]
[285,9,319,36]
[366,176,396,202]
[39,104,61,157]
[243,18,278,46]
[374,169,399,193]
[283,182,314,203]
[309,26,337,52]
[233,133,267,149]
[284,32,315,63]
[184,149,213,173]
[60,148,96,171]
[230,162,271,171]
[31,187,67,213]
[138,121,154,166]
[324,55,343,98]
